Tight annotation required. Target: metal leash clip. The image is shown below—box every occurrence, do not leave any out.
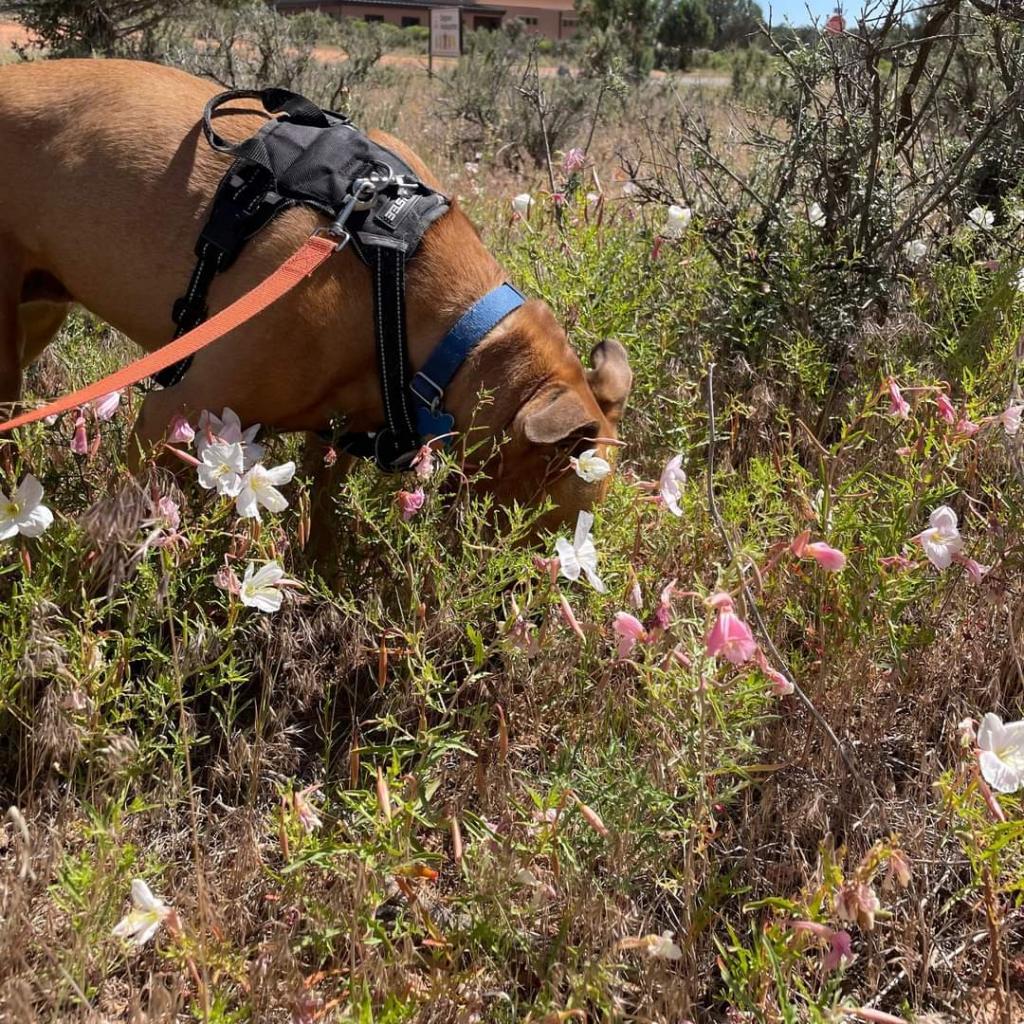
[315,172,394,251]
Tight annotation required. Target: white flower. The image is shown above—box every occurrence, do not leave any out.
[0,475,53,540]
[112,879,173,947]
[555,510,605,593]
[1001,403,1023,436]
[917,505,963,570]
[1015,268,1024,295]
[571,448,611,484]
[659,454,686,517]
[464,161,479,176]
[903,239,929,264]
[586,191,601,207]
[647,931,683,960]
[240,561,286,613]
[977,712,1024,794]
[235,461,295,520]
[662,205,692,239]
[90,390,121,422]
[196,442,245,497]
[967,206,994,231]
[511,193,534,218]
[808,202,826,227]
[196,407,264,468]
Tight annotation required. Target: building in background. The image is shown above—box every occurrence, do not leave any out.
[274,0,580,41]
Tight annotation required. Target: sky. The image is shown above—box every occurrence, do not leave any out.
[760,0,846,27]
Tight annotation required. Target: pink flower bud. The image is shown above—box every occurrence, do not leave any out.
[70,410,89,455]
[887,378,911,419]
[167,413,195,444]
[935,393,956,424]
[396,487,425,521]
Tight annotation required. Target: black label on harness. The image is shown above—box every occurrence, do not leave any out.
[378,195,415,232]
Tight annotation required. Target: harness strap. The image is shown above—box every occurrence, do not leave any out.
[332,282,526,468]
[369,244,420,468]
[0,234,338,435]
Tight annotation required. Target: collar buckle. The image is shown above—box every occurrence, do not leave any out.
[410,371,445,412]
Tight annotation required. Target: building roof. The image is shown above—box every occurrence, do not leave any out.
[276,0,507,8]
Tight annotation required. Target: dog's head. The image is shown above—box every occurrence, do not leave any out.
[455,300,633,531]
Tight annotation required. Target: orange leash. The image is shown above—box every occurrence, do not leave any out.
[0,233,338,435]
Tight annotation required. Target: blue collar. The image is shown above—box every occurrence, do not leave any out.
[409,282,526,442]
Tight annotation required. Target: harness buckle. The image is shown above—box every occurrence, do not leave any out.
[410,371,445,412]
[312,225,351,252]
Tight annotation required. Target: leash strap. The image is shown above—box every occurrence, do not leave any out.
[0,234,338,435]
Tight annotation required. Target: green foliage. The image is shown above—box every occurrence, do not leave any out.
[658,0,714,70]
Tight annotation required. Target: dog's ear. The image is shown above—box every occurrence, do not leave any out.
[519,386,600,445]
[587,340,632,426]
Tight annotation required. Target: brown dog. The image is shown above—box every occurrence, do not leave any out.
[0,59,631,530]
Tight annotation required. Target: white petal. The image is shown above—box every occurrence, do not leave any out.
[235,486,260,520]
[977,713,1006,753]
[251,563,285,588]
[258,486,289,513]
[112,910,148,939]
[17,503,53,538]
[130,879,161,913]
[264,461,296,486]
[250,587,283,613]
[576,539,606,593]
[573,510,594,550]
[133,916,163,946]
[555,537,581,580]
[929,505,958,531]
[14,474,44,509]
[980,750,1024,794]
[217,472,243,498]
[0,517,20,541]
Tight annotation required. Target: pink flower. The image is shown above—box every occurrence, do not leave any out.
[396,488,425,520]
[823,929,853,971]
[792,920,853,972]
[835,881,880,930]
[154,495,180,532]
[935,393,956,424]
[1000,402,1023,436]
[71,410,89,455]
[705,594,757,666]
[954,554,990,584]
[90,390,121,422]
[650,579,676,633]
[167,413,195,444]
[411,444,435,481]
[612,612,647,660]
[562,147,585,175]
[754,649,794,696]
[551,192,566,208]
[879,553,914,571]
[803,541,847,572]
[887,379,910,419]
[956,417,981,437]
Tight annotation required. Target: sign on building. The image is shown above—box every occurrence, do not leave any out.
[430,7,462,58]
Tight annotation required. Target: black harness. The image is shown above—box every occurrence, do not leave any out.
[164,87,501,472]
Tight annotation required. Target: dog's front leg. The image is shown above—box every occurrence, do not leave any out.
[300,431,357,570]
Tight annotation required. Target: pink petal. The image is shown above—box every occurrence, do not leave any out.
[935,393,957,424]
[396,488,426,521]
[167,413,195,444]
[804,541,847,571]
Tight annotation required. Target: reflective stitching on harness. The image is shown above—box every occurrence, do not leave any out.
[395,254,414,437]
[375,247,395,434]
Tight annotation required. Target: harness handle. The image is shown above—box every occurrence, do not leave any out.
[202,88,334,170]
